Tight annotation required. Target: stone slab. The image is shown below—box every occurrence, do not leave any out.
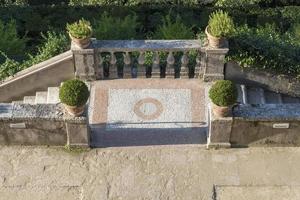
[215,186,300,200]
[0,186,81,200]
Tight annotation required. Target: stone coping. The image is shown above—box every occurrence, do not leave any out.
[0,103,86,123]
[72,40,203,52]
[0,51,72,85]
[233,104,300,121]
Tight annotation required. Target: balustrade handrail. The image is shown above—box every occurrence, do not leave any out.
[72,39,203,52]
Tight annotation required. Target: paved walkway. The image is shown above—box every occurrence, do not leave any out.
[88,79,209,147]
[0,146,300,200]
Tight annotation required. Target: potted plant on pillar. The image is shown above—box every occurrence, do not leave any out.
[209,80,237,117]
[59,79,90,117]
[67,19,92,48]
[205,10,234,48]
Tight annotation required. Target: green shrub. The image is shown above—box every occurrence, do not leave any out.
[59,79,90,107]
[153,14,194,39]
[0,51,21,81]
[67,19,92,39]
[208,10,234,38]
[209,80,237,106]
[214,0,264,8]
[0,19,27,59]
[22,31,69,68]
[227,24,300,77]
[93,12,139,40]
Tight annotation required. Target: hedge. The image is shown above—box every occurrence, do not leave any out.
[1,5,299,41]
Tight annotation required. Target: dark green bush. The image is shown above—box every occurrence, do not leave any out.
[153,13,194,39]
[93,12,139,39]
[59,79,89,106]
[0,19,27,59]
[209,80,237,106]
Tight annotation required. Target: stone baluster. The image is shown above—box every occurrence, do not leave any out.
[123,52,132,78]
[95,51,104,79]
[180,51,189,79]
[151,51,160,78]
[137,51,146,78]
[165,51,175,79]
[73,49,96,81]
[109,52,118,79]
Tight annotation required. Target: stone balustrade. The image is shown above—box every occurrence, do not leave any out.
[72,40,228,81]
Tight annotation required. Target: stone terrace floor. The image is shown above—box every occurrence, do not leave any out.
[88,79,210,147]
[1,146,300,200]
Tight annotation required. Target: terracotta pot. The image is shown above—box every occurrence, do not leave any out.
[205,26,227,48]
[64,104,85,117]
[212,104,231,117]
[69,33,91,49]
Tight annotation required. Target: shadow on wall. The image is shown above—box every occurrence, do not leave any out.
[89,122,208,147]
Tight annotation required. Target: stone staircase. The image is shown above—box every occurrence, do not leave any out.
[11,86,60,104]
[236,84,300,105]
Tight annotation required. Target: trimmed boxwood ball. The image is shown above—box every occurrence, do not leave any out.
[59,79,89,107]
[209,80,238,107]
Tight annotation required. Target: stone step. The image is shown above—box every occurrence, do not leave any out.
[11,100,23,104]
[282,95,300,104]
[264,91,283,104]
[35,91,48,104]
[47,87,60,104]
[247,87,265,104]
[23,96,36,104]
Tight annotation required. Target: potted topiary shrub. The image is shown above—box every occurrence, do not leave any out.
[67,19,92,48]
[205,10,234,48]
[59,79,90,117]
[209,80,237,117]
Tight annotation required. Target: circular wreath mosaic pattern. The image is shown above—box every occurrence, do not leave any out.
[133,98,163,120]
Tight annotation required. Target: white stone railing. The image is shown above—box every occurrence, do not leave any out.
[72,40,228,81]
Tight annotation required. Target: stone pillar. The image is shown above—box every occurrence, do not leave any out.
[65,119,90,148]
[203,47,229,82]
[72,43,97,81]
[207,103,232,149]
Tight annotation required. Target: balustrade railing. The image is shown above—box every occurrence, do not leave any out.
[72,40,228,81]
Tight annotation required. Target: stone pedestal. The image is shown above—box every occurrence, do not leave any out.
[66,119,90,148]
[72,48,96,81]
[203,48,229,82]
[207,104,232,149]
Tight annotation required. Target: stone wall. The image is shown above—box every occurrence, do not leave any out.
[230,104,300,147]
[225,61,300,97]
[0,103,89,147]
[208,104,300,148]
[0,51,74,102]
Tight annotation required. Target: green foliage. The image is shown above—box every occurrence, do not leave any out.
[22,31,69,68]
[59,79,90,107]
[67,18,92,39]
[0,0,28,6]
[0,51,21,81]
[227,24,300,77]
[153,14,194,39]
[209,80,238,106]
[208,10,234,38]
[0,19,27,59]
[93,12,139,40]
[214,0,264,8]
[69,0,211,6]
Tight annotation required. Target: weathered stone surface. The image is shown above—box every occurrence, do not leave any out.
[0,146,300,199]
[215,186,300,200]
